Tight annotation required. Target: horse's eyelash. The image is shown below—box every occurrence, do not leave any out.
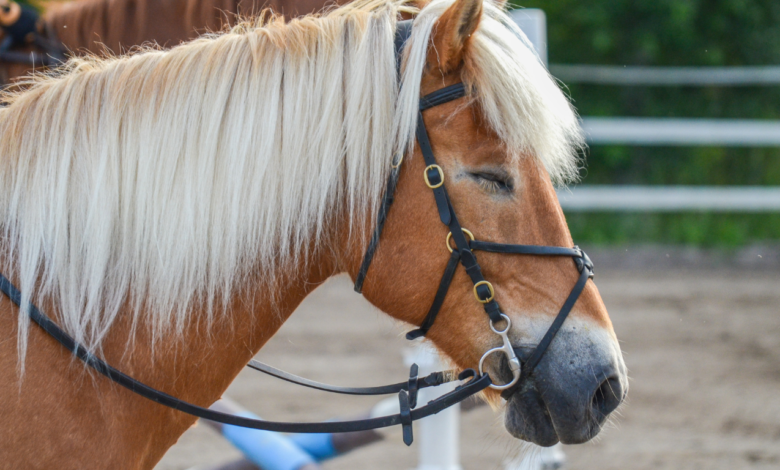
[471,172,513,193]
[478,178,503,193]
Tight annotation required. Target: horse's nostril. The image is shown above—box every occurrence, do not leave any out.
[591,376,623,417]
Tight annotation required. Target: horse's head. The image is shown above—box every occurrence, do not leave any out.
[350,0,627,446]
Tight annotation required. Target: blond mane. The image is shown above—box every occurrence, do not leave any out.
[0,0,582,363]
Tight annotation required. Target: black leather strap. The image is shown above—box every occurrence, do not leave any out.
[398,389,414,445]
[470,242,583,257]
[407,363,420,408]
[419,83,467,111]
[353,19,414,294]
[440,188,504,323]
[247,359,451,396]
[394,20,412,79]
[416,110,451,225]
[406,250,461,340]
[500,264,593,400]
[354,168,399,293]
[522,265,591,374]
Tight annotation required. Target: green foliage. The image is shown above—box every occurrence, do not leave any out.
[512,0,780,245]
[567,212,780,247]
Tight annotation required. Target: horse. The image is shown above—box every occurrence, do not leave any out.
[0,0,627,467]
[0,0,344,85]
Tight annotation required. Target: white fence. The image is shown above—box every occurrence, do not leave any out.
[558,186,780,212]
[580,117,780,146]
[550,64,780,86]
[510,9,780,212]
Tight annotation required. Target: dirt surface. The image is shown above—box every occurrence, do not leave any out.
[155,263,780,470]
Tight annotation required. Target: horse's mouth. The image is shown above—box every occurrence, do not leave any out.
[503,379,561,446]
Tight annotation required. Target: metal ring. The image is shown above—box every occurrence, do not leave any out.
[423,164,444,189]
[446,228,474,253]
[473,280,495,304]
[478,315,521,390]
[480,349,521,390]
[489,315,510,335]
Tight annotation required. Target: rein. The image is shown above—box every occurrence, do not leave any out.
[0,19,593,446]
[0,273,488,444]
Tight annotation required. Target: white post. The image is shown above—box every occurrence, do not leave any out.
[404,345,462,470]
[508,9,548,67]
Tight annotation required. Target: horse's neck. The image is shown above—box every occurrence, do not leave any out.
[0,243,339,468]
[43,0,244,55]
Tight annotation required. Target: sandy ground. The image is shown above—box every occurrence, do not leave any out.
[155,259,780,470]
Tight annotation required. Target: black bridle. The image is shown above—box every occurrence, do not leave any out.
[355,21,594,393]
[0,20,592,446]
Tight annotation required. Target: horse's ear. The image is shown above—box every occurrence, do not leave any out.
[430,0,483,73]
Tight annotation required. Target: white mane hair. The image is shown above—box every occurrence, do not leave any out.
[0,0,582,363]
[396,0,584,183]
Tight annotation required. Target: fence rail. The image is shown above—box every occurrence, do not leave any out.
[582,117,780,146]
[550,64,780,86]
[558,186,780,212]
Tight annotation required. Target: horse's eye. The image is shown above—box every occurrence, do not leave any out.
[470,171,513,193]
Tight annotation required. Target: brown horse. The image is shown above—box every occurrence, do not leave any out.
[0,0,342,84]
[0,0,627,468]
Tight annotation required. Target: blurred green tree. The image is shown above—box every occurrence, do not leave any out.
[513,0,780,246]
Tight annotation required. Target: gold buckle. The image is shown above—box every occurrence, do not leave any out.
[473,281,495,303]
[423,164,444,189]
[391,152,404,169]
[446,228,474,253]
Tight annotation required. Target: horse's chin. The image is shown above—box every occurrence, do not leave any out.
[503,384,560,447]
[503,381,606,446]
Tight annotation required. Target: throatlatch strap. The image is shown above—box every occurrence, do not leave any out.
[354,168,399,293]
[406,250,462,340]
[353,19,414,294]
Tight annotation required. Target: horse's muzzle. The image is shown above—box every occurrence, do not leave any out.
[498,329,627,446]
